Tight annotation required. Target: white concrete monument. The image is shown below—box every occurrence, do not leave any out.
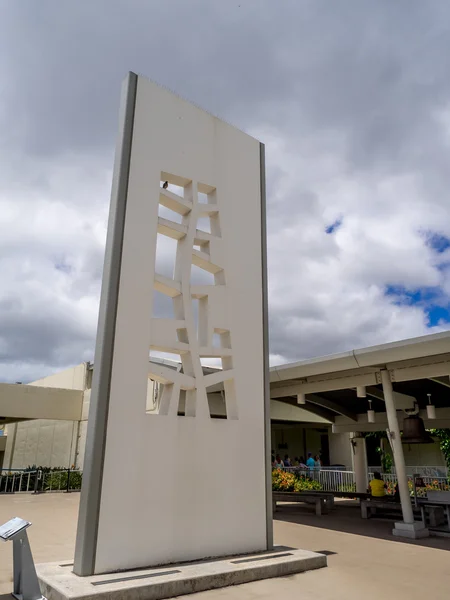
[73,72,272,576]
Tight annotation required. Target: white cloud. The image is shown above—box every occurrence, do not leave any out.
[1,1,450,381]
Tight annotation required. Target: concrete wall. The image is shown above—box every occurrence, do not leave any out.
[378,438,445,468]
[31,363,87,390]
[80,74,269,574]
[5,419,78,469]
[3,364,89,470]
[329,432,352,468]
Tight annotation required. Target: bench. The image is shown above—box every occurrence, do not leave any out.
[361,498,421,519]
[273,491,332,516]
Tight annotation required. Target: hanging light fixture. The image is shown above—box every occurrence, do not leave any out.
[426,393,436,420]
[367,399,375,423]
[297,393,306,405]
[357,386,366,398]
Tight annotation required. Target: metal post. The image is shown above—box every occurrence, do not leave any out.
[1,518,45,600]
[33,471,39,495]
[381,369,415,524]
[66,467,71,493]
[12,531,44,600]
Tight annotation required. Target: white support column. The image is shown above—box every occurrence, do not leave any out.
[380,369,428,539]
[351,434,368,493]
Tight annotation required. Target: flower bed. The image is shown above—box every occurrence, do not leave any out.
[272,468,322,492]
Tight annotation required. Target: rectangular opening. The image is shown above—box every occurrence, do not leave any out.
[161,171,191,189]
[191,264,215,285]
[176,328,189,344]
[158,203,183,224]
[152,290,175,319]
[160,178,185,197]
[196,216,211,234]
[212,332,221,348]
[155,234,178,278]
[149,350,181,363]
[207,390,227,419]
[146,378,160,413]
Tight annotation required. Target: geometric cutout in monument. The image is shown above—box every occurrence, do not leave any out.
[196,216,212,234]
[192,249,222,275]
[212,332,222,348]
[159,189,192,216]
[197,181,216,195]
[208,390,227,419]
[190,263,215,285]
[198,204,219,217]
[161,170,191,192]
[190,297,199,335]
[210,212,221,238]
[158,203,183,225]
[157,216,187,239]
[155,234,178,279]
[223,378,238,420]
[154,274,181,298]
[176,328,189,344]
[152,290,175,318]
[146,377,160,413]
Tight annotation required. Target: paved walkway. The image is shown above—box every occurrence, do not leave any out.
[1,495,449,599]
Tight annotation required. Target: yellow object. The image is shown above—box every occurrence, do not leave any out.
[369,478,386,497]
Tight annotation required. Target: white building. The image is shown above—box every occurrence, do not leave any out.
[1,359,329,471]
[2,329,449,473]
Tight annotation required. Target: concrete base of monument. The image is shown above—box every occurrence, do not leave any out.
[392,521,429,539]
[37,548,327,600]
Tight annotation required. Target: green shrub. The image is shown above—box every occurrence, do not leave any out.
[44,470,82,491]
[294,477,322,492]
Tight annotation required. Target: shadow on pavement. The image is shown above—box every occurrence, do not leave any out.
[274,501,450,551]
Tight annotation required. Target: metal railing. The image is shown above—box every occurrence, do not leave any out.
[0,468,83,494]
[368,472,450,493]
[283,467,356,492]
[280,466,450,494]
[316,469,355,492]
[39,469,83,493]
[368,465,448,477]
[0,470,39,493]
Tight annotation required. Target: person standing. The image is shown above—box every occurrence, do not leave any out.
[306,453,315,474]
[274,454,284,469]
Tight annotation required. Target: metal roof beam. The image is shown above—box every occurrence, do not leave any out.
[270,372,379,397]
[307,394,358,421]
[276,396,335,422]
[429,376,450,389]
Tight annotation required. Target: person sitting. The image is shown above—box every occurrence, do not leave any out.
[283,454,291,467]
[368,472,387,497]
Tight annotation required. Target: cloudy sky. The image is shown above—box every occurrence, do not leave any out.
[1,0,450,383]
